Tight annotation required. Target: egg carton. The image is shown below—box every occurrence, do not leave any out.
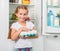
[20,30,37,37]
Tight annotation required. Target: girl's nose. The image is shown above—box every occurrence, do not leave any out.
[21,15,24,17]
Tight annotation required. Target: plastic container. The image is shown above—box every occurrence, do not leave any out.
[22,0,30,5]
[54,16,59,26]
[47,10,54,26]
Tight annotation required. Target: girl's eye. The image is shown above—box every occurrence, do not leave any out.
[20,13,22,15]
[24,14,27,15]
[19,13,27,15]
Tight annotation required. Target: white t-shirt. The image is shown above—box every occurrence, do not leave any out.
[10,21,35,48]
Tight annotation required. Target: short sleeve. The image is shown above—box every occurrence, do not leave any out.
[30,21,35,27]
[26,21,35,29]
[10,22,20,30]
[10,23,16,29]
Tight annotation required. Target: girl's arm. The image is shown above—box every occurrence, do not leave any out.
[11,27,28,40]
[11,28,22,40]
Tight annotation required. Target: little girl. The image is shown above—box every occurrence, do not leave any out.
[8,5,38,51]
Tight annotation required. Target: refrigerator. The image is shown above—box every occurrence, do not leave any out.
[0,0,43,51]
[43,0,60,51]
[43,0,60,35]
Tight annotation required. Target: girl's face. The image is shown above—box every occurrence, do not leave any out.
[16,9,28,22]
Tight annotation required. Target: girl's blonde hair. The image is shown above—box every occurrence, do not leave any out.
[8,5,28,39]
[14,5,28,14]
[8,28,11,39]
